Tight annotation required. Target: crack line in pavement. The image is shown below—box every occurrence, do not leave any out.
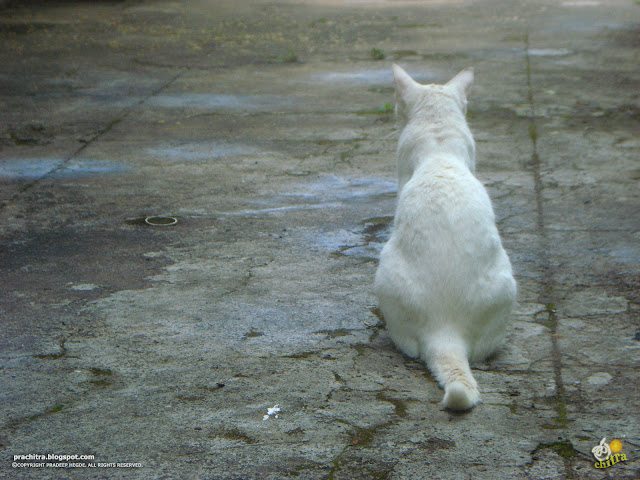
[1,40,222,217]
[0,32,235,217]
[5,70,186,201]
[524,31,574,478]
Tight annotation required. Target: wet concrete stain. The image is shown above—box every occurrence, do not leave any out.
[527,48,572,56]
[312,215,393,262]
[0,158,127,181]
[216,175,396,216]
[218,202,345,216]
[283,175,396,203]
[332,216,393,261]
[0,224,175,357]
[146,141,258,161]
[1,227,174,297]
[311,68,438,85]
[468,47,574,59]
[148,93,295,113]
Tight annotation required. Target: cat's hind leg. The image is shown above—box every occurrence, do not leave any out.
[422,335,480,411]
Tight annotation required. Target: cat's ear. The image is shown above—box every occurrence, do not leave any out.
[392,64,419,98]
[446,68,474,99]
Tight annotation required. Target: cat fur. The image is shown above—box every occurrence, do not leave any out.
[374,64,517,411]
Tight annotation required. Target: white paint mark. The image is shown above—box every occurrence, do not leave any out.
[70,283,99,291]
[263,404,281,421]
[562,1,600,6]
[528,48,572,57]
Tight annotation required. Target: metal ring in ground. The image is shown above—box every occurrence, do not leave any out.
[145,216,178,226]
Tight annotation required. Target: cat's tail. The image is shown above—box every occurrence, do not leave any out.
[424,337,480,411]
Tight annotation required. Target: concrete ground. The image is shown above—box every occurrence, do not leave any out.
[1,0,639,478]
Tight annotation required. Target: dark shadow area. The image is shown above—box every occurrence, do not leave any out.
[1,0,129,9]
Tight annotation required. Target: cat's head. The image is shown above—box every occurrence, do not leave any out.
[392,64,473,126]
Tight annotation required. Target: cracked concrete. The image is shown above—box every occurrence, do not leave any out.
[1,0,639,478]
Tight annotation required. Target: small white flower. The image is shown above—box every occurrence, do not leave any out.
[263,404,281,421]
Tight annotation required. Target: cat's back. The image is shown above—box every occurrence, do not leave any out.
[379,154,510,302]
[377,153,515,351]
[394,155,494,235]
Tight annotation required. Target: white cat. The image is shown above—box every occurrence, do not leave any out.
[375,65,517,411]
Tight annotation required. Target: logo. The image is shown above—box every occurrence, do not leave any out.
[591,437,627,469]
